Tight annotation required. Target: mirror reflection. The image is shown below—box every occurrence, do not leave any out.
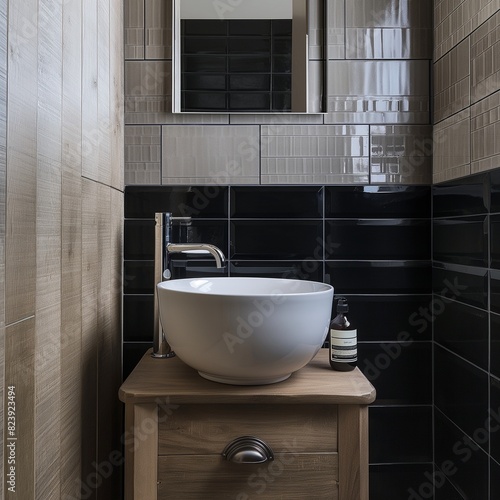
[173,0,319,113]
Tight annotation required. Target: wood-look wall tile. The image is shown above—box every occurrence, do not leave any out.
[60,171,82,500]
[433,108,471,183]
[125,60,172,124]
[125,125,161,185]
[471,10,500,104]
[125,0,144,60]
[471,91,500,174]
[110,0,125,191]
[6,0,38,324]
[0,1,5,493]
[5,318,35,499]
[82,0,99,183]
[62,0,82,173]
[98,0,112,186]
[81,178,99,499]
[35,304,61,499]
[371,125,433,184]
[162,125,260,184]
[37,0,63,314]
[145,0,172,59]
[97,188,123,497]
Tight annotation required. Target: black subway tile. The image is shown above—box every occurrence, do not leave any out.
[326,219,430,260]
[124,186,228,219]
[230,186,322,218]
[230,261,323,282]
[326,186,431,219]
[369,406,432,463]
[433,216,488,267]
[433,173,488,218]
[434,409,488,500]
[434,346,489,439]
[433,263,487,310]
[230,220,322,259]
[326,261,431,295]
[434,300,488,370]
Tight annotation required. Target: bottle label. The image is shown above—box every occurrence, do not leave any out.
[330,328,357,361]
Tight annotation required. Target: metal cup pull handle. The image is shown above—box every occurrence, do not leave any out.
[222,436,274,464]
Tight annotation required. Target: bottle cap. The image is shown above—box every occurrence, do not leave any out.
[336,297,349,313]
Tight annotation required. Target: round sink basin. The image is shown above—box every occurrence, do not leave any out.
[157,277,334,385]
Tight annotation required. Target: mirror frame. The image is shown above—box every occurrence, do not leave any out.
[172,0,324,114]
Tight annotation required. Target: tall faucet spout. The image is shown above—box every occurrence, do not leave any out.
[166,243,226,268]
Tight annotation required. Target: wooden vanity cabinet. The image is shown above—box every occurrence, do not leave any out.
[119,350,376,500]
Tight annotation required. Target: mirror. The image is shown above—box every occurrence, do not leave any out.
[172,0,323,113]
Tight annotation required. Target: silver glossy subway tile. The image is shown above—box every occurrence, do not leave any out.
[161,125,260,185]
[325,60,430,124]
[125,125,162,185]
[371,125,433,184]
[145,0,172,59]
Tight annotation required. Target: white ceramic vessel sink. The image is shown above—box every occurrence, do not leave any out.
[157,277,334,385]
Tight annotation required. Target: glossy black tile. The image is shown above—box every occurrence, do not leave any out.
[326,186,431,219]
[369,464,434,500]
[491,458,500,500]
[172,219,229,257]
[434,475,465,500]
[491,313,500,379]
[358,342,432,405]
[228,92,270,111]
[230,187,322,218]
[183,92,227,111]
[123,343,151,380]
[433,263,487,310]
[434,409,488,500]
[434,346,489,439]
[123,295,154,342]
[489,169,500,213]
[490,270,500,314]
[433,173,488,218]
[230,220,322,259]
[124,186,229,219]
[183,36,227,54]
[490,376,500,464]
[169,259,228,280]
[434,300,488,370]
[369,406,432,463]
[490,215,500,269]
[326,261,431,295]
[182,19,227,36]
[230,261,323,282]
[123,261,154,294]
[325,219,431,260]
[343,295,433,342]
[124,219,155,260]
[433,216,488,267]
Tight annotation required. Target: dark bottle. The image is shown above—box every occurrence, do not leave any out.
[329,297,357,371]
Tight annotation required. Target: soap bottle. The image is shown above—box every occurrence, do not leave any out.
[329,297,357,371]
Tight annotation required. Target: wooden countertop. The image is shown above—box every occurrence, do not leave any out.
[119,349,376,405]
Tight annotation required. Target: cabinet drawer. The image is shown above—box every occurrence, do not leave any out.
[158,453,339,500]
[158,404,337,455]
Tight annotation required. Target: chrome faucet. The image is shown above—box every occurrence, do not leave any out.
[152,212,226,358]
